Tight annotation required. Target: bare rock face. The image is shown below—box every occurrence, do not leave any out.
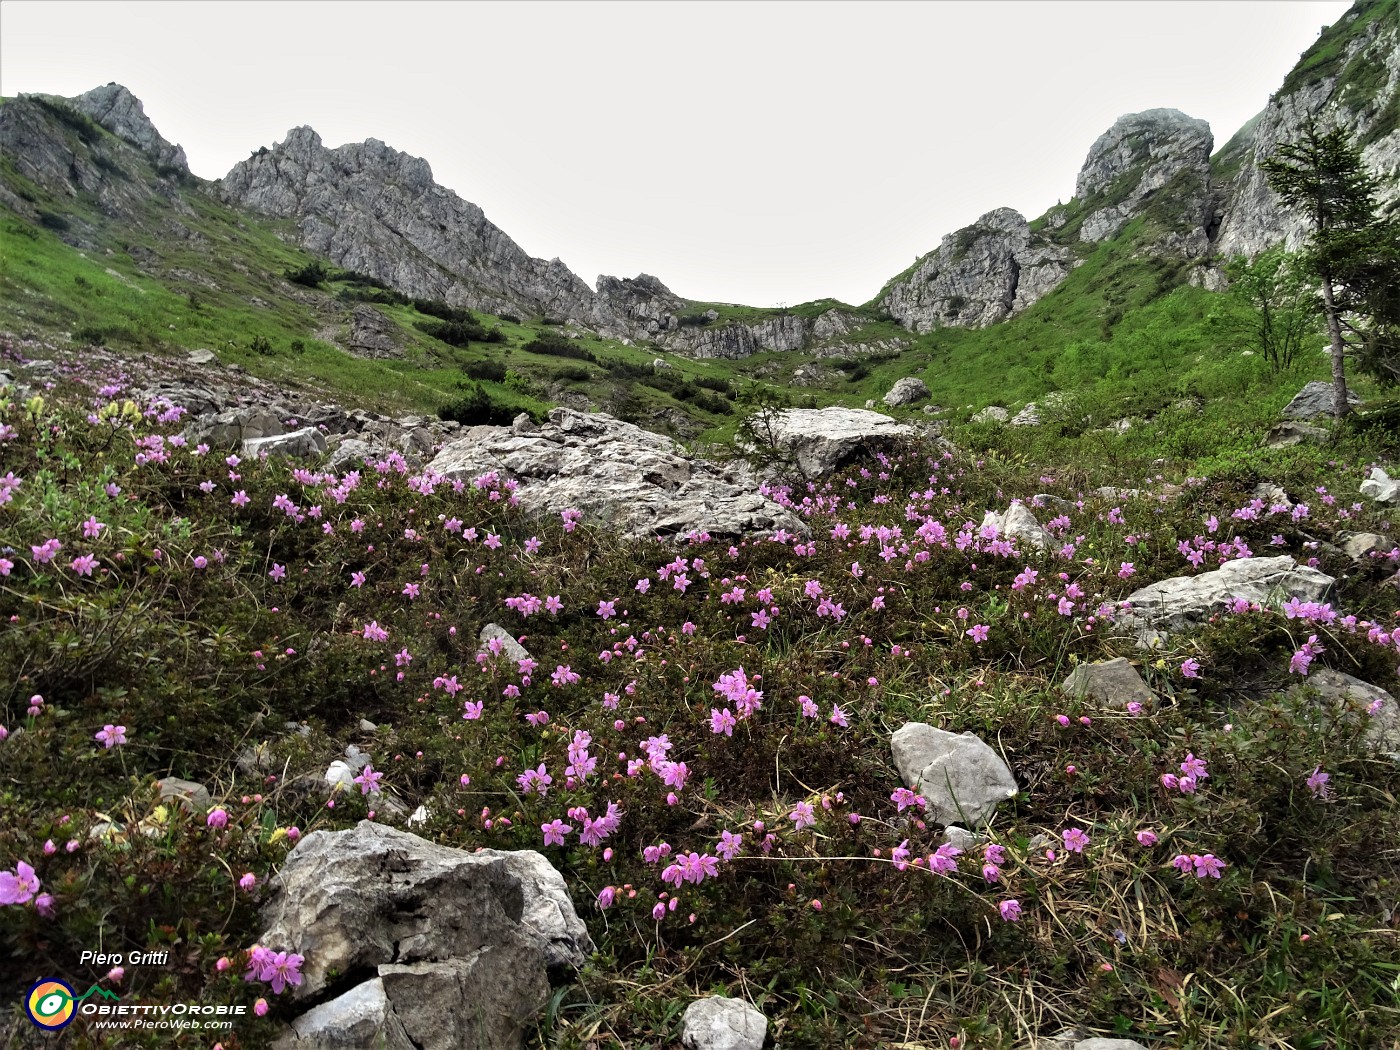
[261,822,594,1050]
[426,408,805,540]
[69,82,188,173]
[1215,8,1400,259]
[1075,109,1214,244]
[220,127,599,324]
[1281,380,1361,420]
[878,208,1074,333]
[661,314,812,359]
[592,273,686,339]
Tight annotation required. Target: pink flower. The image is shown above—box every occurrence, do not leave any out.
[1061,827,1090,853]
[999,899,1022,922]
[105,966,125,984]
[1306,767,1331,800]
[239,873,257,892]
[789,800,816,830]
[254,998,268,1017]
[966,624,989,643]
[70,553,99,577]
[354,765,383,795]
[1136,829,1158,847]
[0,860,40,905]
[95,724,127,749]
[207,808,229,830]
[709,708,736,736]
[541,819,572,847]
[1180,658,1201,679]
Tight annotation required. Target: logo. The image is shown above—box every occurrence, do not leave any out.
[23,980,120,1030]
[25,979,77,1030]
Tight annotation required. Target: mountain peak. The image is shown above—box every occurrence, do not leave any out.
[69,82,187,173]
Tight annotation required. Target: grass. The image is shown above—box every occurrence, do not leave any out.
[1,344,1399,1048]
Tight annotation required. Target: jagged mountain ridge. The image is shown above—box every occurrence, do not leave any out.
[2,0,1397,360]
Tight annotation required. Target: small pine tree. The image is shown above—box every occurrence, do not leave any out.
[1262,123,1400,415]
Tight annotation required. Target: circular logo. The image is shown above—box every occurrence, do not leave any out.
[25,979,76,1030]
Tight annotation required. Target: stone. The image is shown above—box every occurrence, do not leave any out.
[982,503,1050,551]
[1361,467,1400,504]
[323,761,356,790]
[890,722,1019,827]
[272,978,415,1050]
[882,376,930,407]
[479,623,532,664]
[679,996,767,1050]
[1010,403,1041,427]
[1074,1041,1150,1050]
[1288,669,1399,756]
[426,408,804,540]
[758,407,915,478]
[244,426,327,459]
[260,822,593,1047]
[359,719,378,733]
[943,825,982,851]
[1265,421,1328,448]
[972,406,1009,424]
[1281,381,1361,420]
[1252,483,1292,507]
[156,777,211,812]
[326,437,381,473]
[1121,556,1335,640]
[186,348,217,365]
[1060,658,1155,711]
[1340,532,1393,561]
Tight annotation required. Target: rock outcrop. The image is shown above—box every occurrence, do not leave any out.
[878,208,1074,332]
[1120,556,1336,641]
[1215,5,1400,258]
[1060,658,1155,711]
[1282,380,1361,419]
[69,82,188,173]
[221,127,602,324]
[425,408,806,540]
[1075,109,1214,245]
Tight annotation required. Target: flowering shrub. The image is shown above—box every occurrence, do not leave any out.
[0,352,1397,1047]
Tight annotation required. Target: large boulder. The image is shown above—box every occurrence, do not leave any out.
[680,996,768,1050]
[890,723,1019,827]
[260,822,593,1049]
[882,377,930,407]
[426,408,804,540]
[1121,556,1335,641]
[1282,381,1360,420]
[757,407,916,478]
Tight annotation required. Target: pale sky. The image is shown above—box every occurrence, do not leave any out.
[1,1,1352,307]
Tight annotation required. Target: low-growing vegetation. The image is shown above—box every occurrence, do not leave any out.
[1,340,1398,1047]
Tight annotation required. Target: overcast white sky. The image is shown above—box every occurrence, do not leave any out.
[2,1,1352,307]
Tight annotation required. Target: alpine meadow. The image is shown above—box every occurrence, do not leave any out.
[4,2,1400,1048]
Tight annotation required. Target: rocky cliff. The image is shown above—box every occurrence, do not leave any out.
[0,89,189,229]
[1215,0,1400,257]
[220,127,607,322]
[876,208,1075,333]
